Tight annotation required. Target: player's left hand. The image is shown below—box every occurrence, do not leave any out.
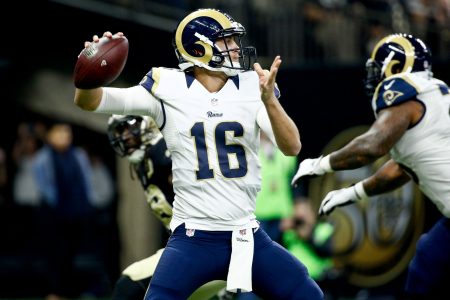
[319,185,360,216]
[291,156,327,187]
[254,56,282,103]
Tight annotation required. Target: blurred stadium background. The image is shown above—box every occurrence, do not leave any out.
[1,0,449,299]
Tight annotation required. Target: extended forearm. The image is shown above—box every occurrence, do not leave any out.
[363,159,411,196]
[265,97,301,156]
[330,134,388,170]
[74,88,103,111]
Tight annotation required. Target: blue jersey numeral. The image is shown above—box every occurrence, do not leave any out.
[191,121,248,180]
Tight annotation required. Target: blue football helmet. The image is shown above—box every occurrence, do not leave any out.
[364,33,432,97]
[107,115,159,157]
[173,8,257,76]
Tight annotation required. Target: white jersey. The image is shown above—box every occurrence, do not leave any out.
[98,67,278,230]
[372,72,450,217]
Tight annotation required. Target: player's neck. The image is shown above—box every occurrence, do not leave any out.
[193,67,228,93]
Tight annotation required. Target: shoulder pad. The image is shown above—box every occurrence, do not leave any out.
[372,74,419,113]
[139,67,184,95]
[140,67,161,94]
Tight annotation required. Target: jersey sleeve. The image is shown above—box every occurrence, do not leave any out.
[372,76,419,113]
[96,85,164,125]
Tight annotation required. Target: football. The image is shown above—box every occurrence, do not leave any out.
[73,35,129,89]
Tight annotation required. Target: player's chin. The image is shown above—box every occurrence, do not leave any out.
[231,60,241,67]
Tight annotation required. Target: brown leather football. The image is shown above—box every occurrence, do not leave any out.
[73,35,129,89]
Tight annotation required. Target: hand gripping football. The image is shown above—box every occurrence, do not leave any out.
[73,35,129,89]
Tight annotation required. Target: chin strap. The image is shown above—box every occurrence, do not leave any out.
[178,53,243,77]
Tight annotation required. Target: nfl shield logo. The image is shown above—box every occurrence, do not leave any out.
[186,228,195,237]
[239,229,247,236]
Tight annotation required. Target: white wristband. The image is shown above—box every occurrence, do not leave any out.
[319,155,333,173]
[354,181,368,200]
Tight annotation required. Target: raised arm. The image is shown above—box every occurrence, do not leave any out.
[254,56,301,156]
[73,31,122,111]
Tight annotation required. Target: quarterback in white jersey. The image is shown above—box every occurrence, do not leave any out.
[139,67,276,231]
[291,33,450,298]
[74,8,323,300]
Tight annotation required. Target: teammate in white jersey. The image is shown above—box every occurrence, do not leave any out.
[74,8,323,300]
[291,33,450,298]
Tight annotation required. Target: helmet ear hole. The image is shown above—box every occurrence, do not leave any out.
[192,45,205,57]
[392,64,402,75]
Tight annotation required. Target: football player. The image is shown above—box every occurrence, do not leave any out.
[292,33,450,298]
[107,115,230,300]
[74,8,322,300]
